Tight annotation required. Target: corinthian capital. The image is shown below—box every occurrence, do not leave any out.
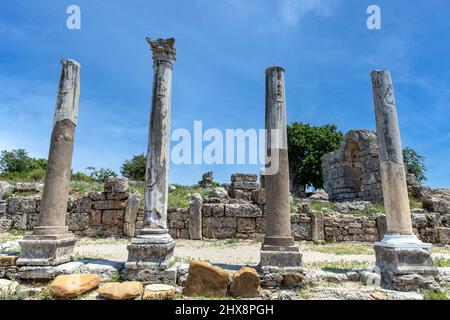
[146,37,176,64]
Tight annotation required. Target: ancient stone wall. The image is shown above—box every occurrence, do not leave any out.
[0,178,143,238]
[322,130,383,203]
[1,176,449,245]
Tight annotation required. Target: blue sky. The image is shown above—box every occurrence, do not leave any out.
[0,0,449,187]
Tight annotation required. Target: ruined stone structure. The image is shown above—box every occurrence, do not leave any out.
[2,177,450,245]
[17,60,80,267]
[322,130,383,203]
[198,172,213,188]
[229,174,260,200]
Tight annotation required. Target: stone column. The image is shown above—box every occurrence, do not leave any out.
[17,59,80,266]
[124,38,177,284]
[260,67,302,267]
[189,193,203,240]
[371,70,436,281]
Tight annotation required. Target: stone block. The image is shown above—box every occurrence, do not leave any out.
[231,182,260,190]
[102,210,124,226]
[94,200,127,210]
[104,177,129,193]
[237,218,256,233]
[231,174,258,183]
[16,237,76,266]
[202,204,225,217]
[260,250,302,268]
[225,203,262,218]
[184,260,230,297]
[374,244,437,275]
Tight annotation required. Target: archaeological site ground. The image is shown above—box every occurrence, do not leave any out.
[1,1,450,317]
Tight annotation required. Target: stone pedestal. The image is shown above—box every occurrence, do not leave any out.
[260,67,301,268]
[123,230,176,284]
[17,59,80,267]
[371,70,436,288]
[123,38,177,283]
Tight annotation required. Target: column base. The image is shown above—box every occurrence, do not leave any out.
[260,241,302,267]
[122,229,176,283]
[16,233,76,266]
[374,234,437,275]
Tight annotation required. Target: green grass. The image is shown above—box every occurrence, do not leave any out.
[107,272,121,283]
[409,196,423,209]
[433,258,450,267]
[69,181,103,195]
[424,289,448,300]
[297,288,310,299]
[307,244,373,255]
[13,191,37,197]
[290,199,299,213]
[308,201,335,212]
[37,287,55,300]
[0,291,27,301]
[347,203,385,216]
[303,260,371,273]
[167,185,213,208]
[226,237,239,245]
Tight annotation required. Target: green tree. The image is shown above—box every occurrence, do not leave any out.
[287,122,343,188]
[121,154,146,181]
[403,147,426,182]
[0,149,47,181]
[0,149,32,172]
[86,167,117,182]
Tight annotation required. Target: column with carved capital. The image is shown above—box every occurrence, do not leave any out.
[371,70,437,289]
[17,60,80,266]
[123,38,177,284]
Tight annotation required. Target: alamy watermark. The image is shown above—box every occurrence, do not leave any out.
[66,5,81,30]
[367,5,381,30]
[171,121,281,175]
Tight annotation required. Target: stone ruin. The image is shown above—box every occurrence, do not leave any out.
[322,130,383,203]
[198,171,213,188]
[1,40,449,299]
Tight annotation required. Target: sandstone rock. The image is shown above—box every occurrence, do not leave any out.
[98,281,143,300]
[143,284,176,300]
[0,254,17,267]
[370,291,387,300]
[230,267,260,298]
[184,260,230,297]
[0,279,19,298]
[49,274,101,298]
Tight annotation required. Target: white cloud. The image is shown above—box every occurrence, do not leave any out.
[278,0,337,27]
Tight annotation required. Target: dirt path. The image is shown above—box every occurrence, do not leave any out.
[74,238,381,266]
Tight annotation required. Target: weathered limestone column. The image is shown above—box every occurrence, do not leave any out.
[189,193,203,240]
[124,38,177,283]
[17,59,80,266]
[260,67,302,267]
[371,70,436,282]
